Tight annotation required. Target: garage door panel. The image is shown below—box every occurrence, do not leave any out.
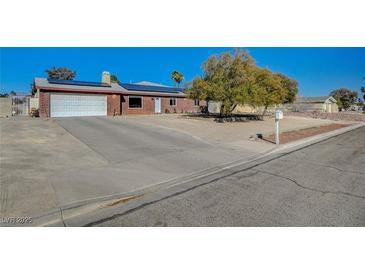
[51,94,107,117]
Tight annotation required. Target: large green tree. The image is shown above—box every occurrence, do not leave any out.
[187,50,256,116]
[171,70,184,87]
[248,68,287,118]
[46,67,76,80]
[188,50,298,118]
[276,73,298,103]
[330,88,358,110]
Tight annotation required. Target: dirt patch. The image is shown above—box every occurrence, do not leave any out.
[264,123,351,144]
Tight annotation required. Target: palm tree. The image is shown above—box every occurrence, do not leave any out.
[171,70,184,87]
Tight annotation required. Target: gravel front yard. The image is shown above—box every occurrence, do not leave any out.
[264,123,351,144]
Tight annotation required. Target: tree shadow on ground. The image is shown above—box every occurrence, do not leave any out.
[184,113,267,123]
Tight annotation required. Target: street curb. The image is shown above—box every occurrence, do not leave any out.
[268,122,365,155]
[33,122,364,227]
[31,148,277,227]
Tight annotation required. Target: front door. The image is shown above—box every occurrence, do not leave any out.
[154,97,161,113]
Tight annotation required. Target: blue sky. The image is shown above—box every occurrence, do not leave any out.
[0,47,364,96]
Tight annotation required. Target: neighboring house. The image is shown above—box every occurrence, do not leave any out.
[33,72,203,118]
[292,96,338,113]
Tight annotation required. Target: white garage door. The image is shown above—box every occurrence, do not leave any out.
[50,94,107,117]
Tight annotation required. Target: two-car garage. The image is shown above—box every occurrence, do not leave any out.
[35,75,123,118]
[50,94,107,118]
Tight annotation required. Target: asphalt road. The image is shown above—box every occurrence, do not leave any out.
[94,126,365,226]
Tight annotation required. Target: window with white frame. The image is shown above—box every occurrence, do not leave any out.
[169,98,177,106]
[129,96,143,108]
[194,99,200,106]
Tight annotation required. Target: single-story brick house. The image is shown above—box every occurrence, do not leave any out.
[33,72,204,118]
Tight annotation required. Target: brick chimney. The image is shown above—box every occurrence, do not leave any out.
[101,71,111,85]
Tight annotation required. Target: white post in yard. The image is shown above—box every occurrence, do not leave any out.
[275,119,280,145]
[275,110,283,146]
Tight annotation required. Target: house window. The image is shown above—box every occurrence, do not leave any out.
[129,96,143,108]
[169,98,177,106]
[194,99,200,106]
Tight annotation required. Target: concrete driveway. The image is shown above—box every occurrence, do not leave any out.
[52,116,264,206]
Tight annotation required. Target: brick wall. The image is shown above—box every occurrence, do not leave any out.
[39,92,50,117]
[121,95,155,115]
[121,95,205,115]
[107,94,121,116]
[161,97,205,113]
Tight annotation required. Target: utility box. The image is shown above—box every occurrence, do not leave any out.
[275,110,283,120]
[29,97,39,110]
